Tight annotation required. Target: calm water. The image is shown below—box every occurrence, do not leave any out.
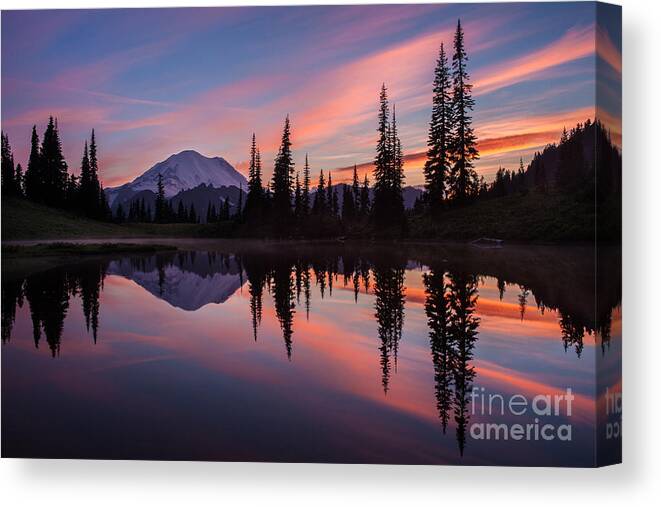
[1,241,621,465]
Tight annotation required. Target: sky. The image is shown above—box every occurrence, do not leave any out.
[1,3,621,188]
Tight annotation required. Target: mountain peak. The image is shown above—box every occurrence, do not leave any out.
[105,149,247,205]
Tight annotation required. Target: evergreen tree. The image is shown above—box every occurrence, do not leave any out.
[312,169,326,215]
[14,163,24,197]
[40,117,68,208]
[294,172,302,219]
[177,200,186,222]
[342,183,356,221]
[424,42,453,211]
[448,20,479,204]
[271,115,294,224]
[1,132,16,196]
[78,141,95,215]
[352,164,360,209]
[244,134,264,221]
[24,126,42,202]
[326,171,334,217]
[389,105,405,217]
[189,202,197,223]
[360,174,370,216]
[154,173,166,223]
[332,184,339,218]
[302,154,311,217]
[88,129,101,217]
[372,84,391,224]
[372,85,404,228]
[65,173,79,208]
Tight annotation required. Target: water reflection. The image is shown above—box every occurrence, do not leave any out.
[1,243,621,464]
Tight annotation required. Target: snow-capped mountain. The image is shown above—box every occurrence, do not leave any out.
[107,253,246,311]
[105,150,247,206]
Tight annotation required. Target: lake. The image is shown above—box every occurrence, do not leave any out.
[1,240,621,465]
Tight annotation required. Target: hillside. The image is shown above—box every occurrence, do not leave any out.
[408,190,615,242]
[1,198,223,241]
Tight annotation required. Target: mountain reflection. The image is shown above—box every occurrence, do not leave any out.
[2,244,620,456]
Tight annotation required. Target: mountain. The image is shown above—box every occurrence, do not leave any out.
[105,149,247,207]
[107,252,245,311]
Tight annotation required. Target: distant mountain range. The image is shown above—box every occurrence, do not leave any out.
[105,149,423,221]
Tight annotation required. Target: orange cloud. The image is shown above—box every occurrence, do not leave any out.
[473,25,595,95]
[596,26,622,75]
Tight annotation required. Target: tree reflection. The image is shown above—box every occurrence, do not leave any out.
[423,268,452,433]
[270,260,296,360]
[373,262,406,394]
[24,270,70,356]
[1,278,24,344]
[424,268,480,456]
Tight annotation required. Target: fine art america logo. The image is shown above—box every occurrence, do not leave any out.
[469,387,575,442]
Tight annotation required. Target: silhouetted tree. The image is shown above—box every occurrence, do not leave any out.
[1,131,17,196]
[154,174,166,223]
[302,154,311,218]
[448,20,479,204]
[271,115,294,227]
[24,126,42,202]
[360,174,370,216]
[424,42,453,211]
[40,117,68,208]
[312,169,327,215]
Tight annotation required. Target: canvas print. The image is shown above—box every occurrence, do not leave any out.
[1,2,621,466]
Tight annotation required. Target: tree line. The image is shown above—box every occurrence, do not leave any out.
[2,118,110,220]
[239,19,477,236]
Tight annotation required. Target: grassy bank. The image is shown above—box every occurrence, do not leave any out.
[3,192,618,244]
[408,191,617,242]
[2,242,177,258]
[1,198,225,241]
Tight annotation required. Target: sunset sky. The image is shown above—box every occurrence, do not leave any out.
[1,3,621,188]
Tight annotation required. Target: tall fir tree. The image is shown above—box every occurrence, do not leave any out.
[271,115,294,224]
[372,84,391,224]
[154,173,166,223]
[372,85,404,228]
[1,132,16,196]
[390,105,405,219]
[448,20,479,204]
[78,141,94,215]
[24,126,42,202]
[360,174,370,216]
[40,117,68,208]
[312,169,326,215]
[424,42,453,211]
[352,165,360,210]
[326,171,334,217]
[14,163,24,197]
[245,133,264,221]
[302,154,311,217]
[293,172,302,219]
